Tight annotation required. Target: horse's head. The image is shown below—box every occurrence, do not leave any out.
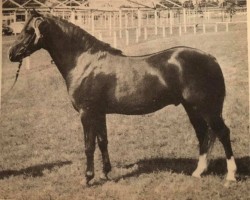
[9,9,48,62]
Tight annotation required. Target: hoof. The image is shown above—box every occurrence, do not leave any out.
[100,172,110,180]
[224,180,237,188]
[100,171,110,180]
[85,171,94,185]
[80,179,89,187]
[226,174,237,182]
[224,181,230,188]
[192,171,201,178]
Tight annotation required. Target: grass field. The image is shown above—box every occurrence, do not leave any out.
[1,29,249,199]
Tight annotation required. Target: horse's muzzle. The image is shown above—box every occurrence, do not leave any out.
[9,53,19,62]
[8,46,17,62]
[8,46,25,62]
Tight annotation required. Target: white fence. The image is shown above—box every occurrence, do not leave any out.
[2,7,247,69]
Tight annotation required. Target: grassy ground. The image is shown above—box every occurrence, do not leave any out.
[1,29,249,199]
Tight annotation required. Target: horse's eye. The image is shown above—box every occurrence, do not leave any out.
[25,29,34,34]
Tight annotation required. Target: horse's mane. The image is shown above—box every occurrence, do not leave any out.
[44,14,123,55]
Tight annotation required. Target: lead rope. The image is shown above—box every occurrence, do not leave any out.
[2,60,23,97]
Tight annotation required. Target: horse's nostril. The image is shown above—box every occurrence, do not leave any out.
[9,53,15,62]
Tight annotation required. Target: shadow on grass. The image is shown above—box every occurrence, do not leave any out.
[0,161,72,179]
[207,156,250,181]
[112,156,250,182]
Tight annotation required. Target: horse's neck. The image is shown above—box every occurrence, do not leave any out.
[44,24,86,82]
[42,18,121,85]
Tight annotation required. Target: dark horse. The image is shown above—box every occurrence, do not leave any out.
[9,10,237,185]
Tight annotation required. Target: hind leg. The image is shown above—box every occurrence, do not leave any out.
[183,102,216,178]
[191,130,216,178]
[207,116,237,181]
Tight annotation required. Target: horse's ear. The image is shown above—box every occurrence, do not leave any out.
[30,9,42,17]
[37,19,49,35]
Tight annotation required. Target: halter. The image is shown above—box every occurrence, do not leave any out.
[4,17,43,97]
[18,17,44,54]
[32,17,44,44]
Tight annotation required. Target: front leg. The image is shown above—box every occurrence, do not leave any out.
[80,109,101,185]
[96,114,111,179]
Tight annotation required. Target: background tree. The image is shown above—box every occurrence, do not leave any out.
[225,0,236,21]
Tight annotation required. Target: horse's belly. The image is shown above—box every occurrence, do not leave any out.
[106,85,179,115]
[106,98,174,115]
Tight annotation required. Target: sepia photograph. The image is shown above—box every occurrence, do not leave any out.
[0,0,249,199]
